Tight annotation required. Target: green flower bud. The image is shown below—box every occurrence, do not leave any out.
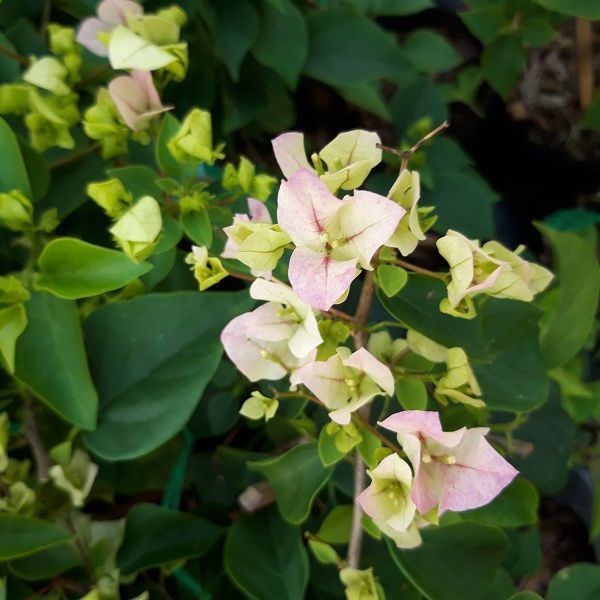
[185,245,228,291]
[83,89,129,159]
[339,568,385,600]
[222,156,277,201]
[435,347,484,408]
[325,421,362,453]
[316,319,351,361]
[26,91,79,151]
[0,481,35,515]
[0,190,33,232]
[48,24,77,56]
[239,391,278,421]
[0,275,30,305]
[109,196,163,260]
[167,108,224,165]
[0,84,33,115]
[87,178,132,218]
[49,448,98,508]
[157,6,188,27]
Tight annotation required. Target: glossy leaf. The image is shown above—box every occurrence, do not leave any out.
[14,292,98,430]
[249,443,332,524]
[316,505,353,544]
[0,515,71,560]
[83,292,252,460]
[252,0,308,89]
[35,238,152,299]
[117,504,223,575]
[388,521,508,600]
[537,225,600,369]
[0,116,31,198]
[225,508,309,600]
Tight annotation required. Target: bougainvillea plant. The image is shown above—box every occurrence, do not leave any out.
[0,1,598,599]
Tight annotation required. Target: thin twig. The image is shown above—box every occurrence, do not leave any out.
[347,271,376,570]
[390,257,447,280]
[354,414,403,455]
[323,307,355,323]
[0,44,29,66]
[575,19,595,109]
[49,143,100,170]
[23,397,51,482]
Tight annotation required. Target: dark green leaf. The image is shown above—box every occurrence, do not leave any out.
[461,5,505,45]
[481,35,525,98]
[252,0,308,89]
[531,0,600,19]
[547,563,600,599]
[181,210,213,247]
[35,238,152,299]
[200,0,259,81]
[225,508,309,600]
[8,543,82,580]
[0,116,30,198]
[117,504,223,575]
[304,8,413,86]
[336,81,392,121]
[402,30,462,73]
[249,443,332,524]
[391,77,448,135]
[537,225,600,369]
[378,276,549,412]
[0,515,71,560]
[15,292,98,429]
[155,113,183,179]
[18,139,49,203]
[83,292,252,460]
[388,521,508,600]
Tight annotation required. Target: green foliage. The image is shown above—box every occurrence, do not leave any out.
[224,509,309,600]
[0,515,70,560]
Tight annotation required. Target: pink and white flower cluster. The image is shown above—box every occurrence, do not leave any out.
[220,129,520,550]
[358,411,518,548]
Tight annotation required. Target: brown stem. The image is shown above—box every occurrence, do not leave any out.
[0,44,29,66]
[354,414,403,455]
[323,307,355,323]
[347,270,376,569]
[390,257,447,281]
[49,143,100,170]
[23,398,51,482]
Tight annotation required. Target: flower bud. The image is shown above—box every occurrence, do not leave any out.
[185,245,228,291]
[49,448,98,508]
[87,178,132,218]
[339,568,385,600]
[83,88,129,159]
[167,108,224,165]
[0,190,33,232]
[239,391,278,421]
[23,57,70,96]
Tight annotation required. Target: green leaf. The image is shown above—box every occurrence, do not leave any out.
[252,0,308,89]
[181,210,213,247]
[200,0,259,81]
[426,169,498,239]
[388,521,508,600]
[460,478,539,527]
[547,563,600,599]
[0,303,26,373]
[18,139,49,203]
[530,0,600,19]
[35,238,152,300]
[537,225,600,369]
[117,504,223,575]
[395,378,428,410]
[249,443,332,524]
[582,89,600,131]
[15,292,98,430]
[0,116,31,199]
[225,508,309,600]
[106,165,162,199]
[316,505,353,544]
[155,113,183,179]
[481,35,525,98]
[461,5,505,45]
[378,276,549,412]
[521,16,556,47]
[83,291,252,460]
[366,0,433,15]
[402,30,462,73]
[8,543,82,580]
[391,77,448,135]
[304,8,413,87]
[336,81,392,121]
[509,593,544,600]
[318,426,347,466]
[0,31,19,81]
[376,264,408,297]
[0,515,71,560]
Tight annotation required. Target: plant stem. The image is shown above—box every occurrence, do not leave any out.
[390,257,446,281]
[23,396,51,482]
[0,44,29,66]
[354,414,403,455]
[347,271,375,570]
[49,143,100,170]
